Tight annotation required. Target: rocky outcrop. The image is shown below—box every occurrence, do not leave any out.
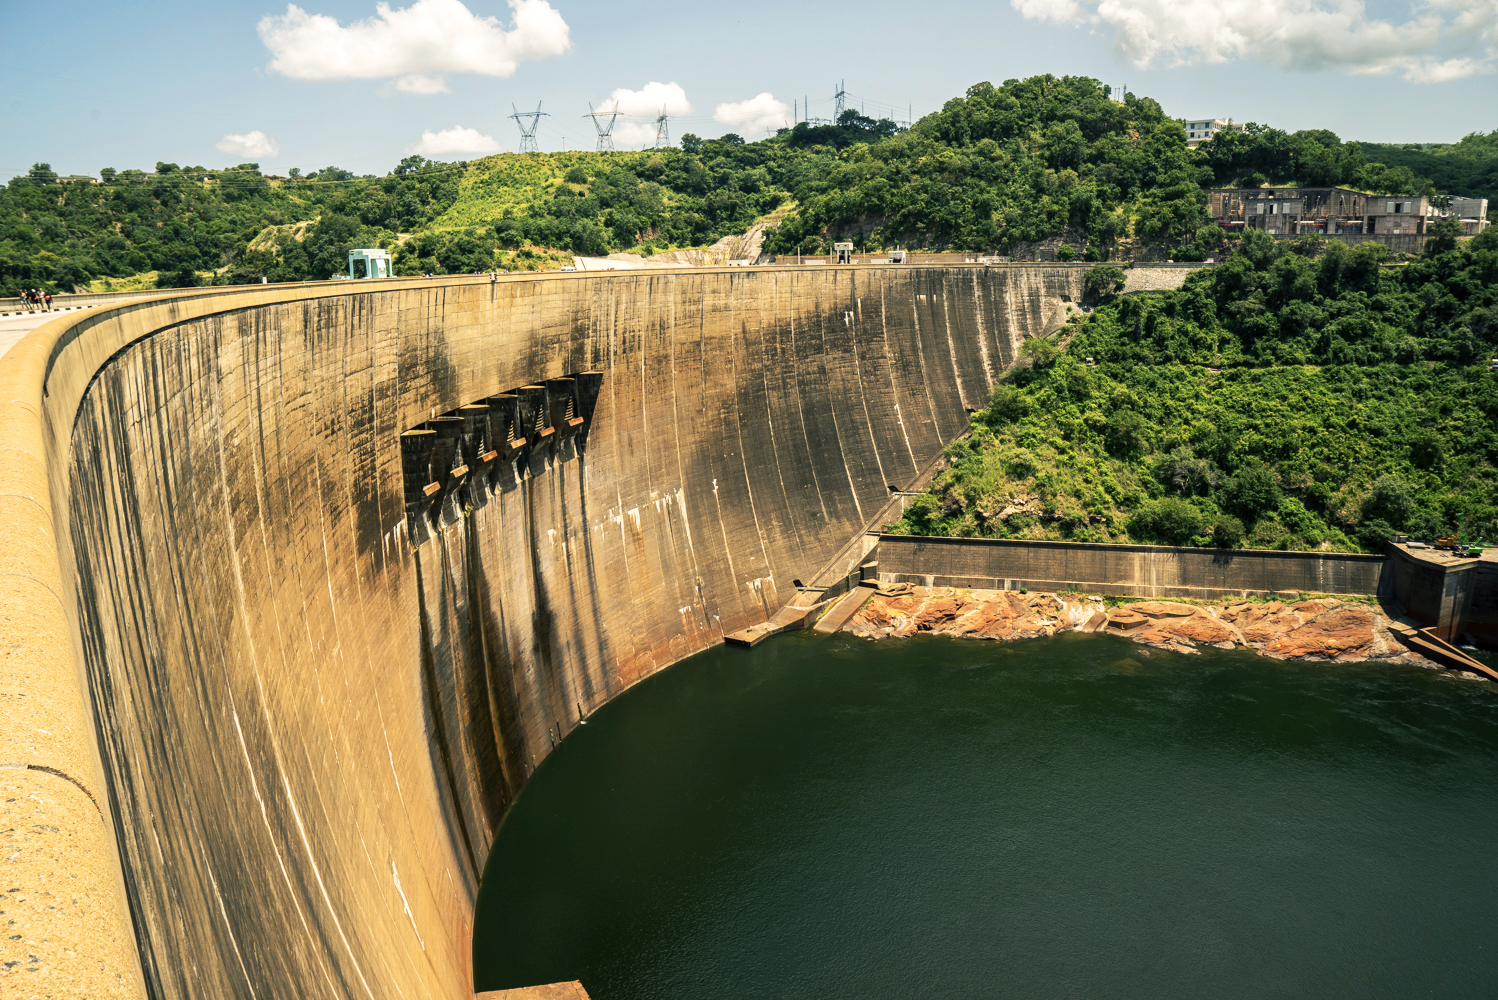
[845,586,1436,668]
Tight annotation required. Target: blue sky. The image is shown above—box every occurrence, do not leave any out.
[2,0,1495,181]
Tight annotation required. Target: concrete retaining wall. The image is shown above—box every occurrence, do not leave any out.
[1384,543,1498,645]
[877,535,1387,599]
[5,263,1087,999]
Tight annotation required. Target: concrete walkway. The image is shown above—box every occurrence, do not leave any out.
[0,310,78,360]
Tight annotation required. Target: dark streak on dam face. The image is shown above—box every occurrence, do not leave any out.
[58,267,1085,999]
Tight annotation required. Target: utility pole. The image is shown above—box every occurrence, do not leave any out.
[584,102,620,153]
[653,107,670,149]
[509,102,548,154]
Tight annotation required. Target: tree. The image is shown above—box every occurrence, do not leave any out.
[1020,336,1060,368]
[1425,216,1463,256]
[1212,516,1245,549]
[1127,498,1206,545]
[1084,265,1126,299]
[1105,409,1149,456]
[680,134,702,154]
[1227,461,1281,520]
[27,163,56,185]
[1360,475,1415,529]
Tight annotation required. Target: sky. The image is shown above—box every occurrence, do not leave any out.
[2,0,1496,181]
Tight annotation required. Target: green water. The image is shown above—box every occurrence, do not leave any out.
[473,632,1498,999]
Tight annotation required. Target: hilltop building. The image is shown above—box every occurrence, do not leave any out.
[1184,118,1245,148]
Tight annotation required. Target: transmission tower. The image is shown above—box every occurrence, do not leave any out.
[833,80,847,122]
[653,107,670,149]
[509,102,548,153]
[584,102,621,152]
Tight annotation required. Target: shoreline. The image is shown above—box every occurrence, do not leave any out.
[842,584,1483,676]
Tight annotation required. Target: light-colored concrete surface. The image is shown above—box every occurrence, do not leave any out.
[475,982,590,1000]
[3,265,1089,998]
[0,311,70,359]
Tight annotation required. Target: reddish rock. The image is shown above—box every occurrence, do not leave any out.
[1264,608,1379,660]
[841,588,1432,673]
[1220,602,1283,624]
[1153,613,1236,646]
[1107,609,1152,631]
[1290,599,1341,615]
[1129,601,1198,619]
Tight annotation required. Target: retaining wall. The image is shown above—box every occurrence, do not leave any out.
[1384,543,1498,646]
[877,535,1387,599]
[3,263,1087,999]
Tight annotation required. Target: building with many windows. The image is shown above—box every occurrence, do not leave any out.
[1184,118,1246,148]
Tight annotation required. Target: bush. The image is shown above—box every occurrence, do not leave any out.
[564,165,588,184]
[1227,461,1281,520]
[1127,498,1207,545]
[1055,245,1075,261]
[1354,518,1395,551]
[1360,474,1415,529]
[903,494,943,534]
[1020,337,1059,368]
[1152,446,1217,496]
[984,384,1032,424]
[1212,515,1245,548]
[1105,409,1150,457]
[1408,428,1443,469]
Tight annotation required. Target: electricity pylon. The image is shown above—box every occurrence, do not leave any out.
[509,102,548,153]
[833,80,847,121]
[653,108,670,149]
[584,103,620,153]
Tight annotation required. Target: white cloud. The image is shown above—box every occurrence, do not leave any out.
[258,0,570,94]
[405,125,503,156]
[395,74,450,95]
[713,93,791,136]
[590,81,691,146]
[217,130,281,158]
[1011,0,1498,81]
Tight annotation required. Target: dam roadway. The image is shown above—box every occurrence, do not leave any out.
[0,264,1090,998]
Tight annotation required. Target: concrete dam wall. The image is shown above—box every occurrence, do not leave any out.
[5,265,1085,998]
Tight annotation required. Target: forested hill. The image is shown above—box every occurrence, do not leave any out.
[3,75,1494,295]
[894,228,1498,553]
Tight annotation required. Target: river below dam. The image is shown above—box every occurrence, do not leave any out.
[472,631,1498,999]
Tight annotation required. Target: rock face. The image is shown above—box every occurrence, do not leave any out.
[846,587,1431,668]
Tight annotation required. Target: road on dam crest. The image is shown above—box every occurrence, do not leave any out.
[0,265,1092,999]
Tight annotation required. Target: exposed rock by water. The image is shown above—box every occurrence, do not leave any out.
[845,586,1434,668]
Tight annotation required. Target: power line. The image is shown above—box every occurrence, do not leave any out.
[509,102,549,154]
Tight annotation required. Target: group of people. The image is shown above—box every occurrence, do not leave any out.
[16,288,52,312]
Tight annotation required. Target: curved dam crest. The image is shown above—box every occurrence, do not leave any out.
[16,265,1086,998]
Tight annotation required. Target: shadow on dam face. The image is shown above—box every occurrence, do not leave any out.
[4,265,1088,999]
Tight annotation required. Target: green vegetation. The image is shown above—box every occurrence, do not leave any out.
[1359,131,1498,206]
[892,229,1498,551]
[4,76,1492,297]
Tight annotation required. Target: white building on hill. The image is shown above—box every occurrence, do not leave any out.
[1185,118,1246,148]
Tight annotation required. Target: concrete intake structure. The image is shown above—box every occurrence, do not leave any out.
[0,265,1087,999]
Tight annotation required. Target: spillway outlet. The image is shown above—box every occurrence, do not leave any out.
[399,372,603,545]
